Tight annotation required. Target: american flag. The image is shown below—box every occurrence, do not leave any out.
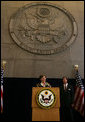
[1,67,4,113]
[73,70,84,116]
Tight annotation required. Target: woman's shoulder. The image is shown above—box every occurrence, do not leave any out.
[46,82,50,84]
[46,82,51,87]
[36,82,42,87]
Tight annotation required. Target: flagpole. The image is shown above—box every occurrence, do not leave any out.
[1,60,7,113]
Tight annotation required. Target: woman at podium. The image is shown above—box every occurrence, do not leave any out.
[37,75,51,87]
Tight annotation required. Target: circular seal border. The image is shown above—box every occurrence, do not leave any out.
[9,2,78,55]
[36,88,56,109]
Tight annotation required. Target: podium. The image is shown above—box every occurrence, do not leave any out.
[32,87,60,121]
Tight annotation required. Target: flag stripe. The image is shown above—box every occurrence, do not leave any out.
[77,92,84,111]
[1,86,3,98]
[73,87,79,102]
[1,68,4,113]
[75,89,83,109]
[79,97,84,112]
[73,88,81,106]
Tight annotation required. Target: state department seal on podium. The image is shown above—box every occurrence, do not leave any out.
[36,89,56,109]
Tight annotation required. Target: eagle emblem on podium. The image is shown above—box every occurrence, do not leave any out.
[36,89,56,109]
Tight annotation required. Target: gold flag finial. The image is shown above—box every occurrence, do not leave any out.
[74,65,78,71]
[2,60,7,70]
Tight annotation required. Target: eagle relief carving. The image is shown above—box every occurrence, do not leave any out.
[9,2,77,55]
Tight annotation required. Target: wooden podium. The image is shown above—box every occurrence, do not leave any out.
[32,87,60,121]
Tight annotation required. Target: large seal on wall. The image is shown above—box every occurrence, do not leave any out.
[9,2,78,55]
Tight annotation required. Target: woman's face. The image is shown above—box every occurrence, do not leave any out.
[40,76,46,82]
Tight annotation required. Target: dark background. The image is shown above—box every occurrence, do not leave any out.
[1,78,84,121]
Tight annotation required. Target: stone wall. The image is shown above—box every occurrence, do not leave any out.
[1,1,84,78]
